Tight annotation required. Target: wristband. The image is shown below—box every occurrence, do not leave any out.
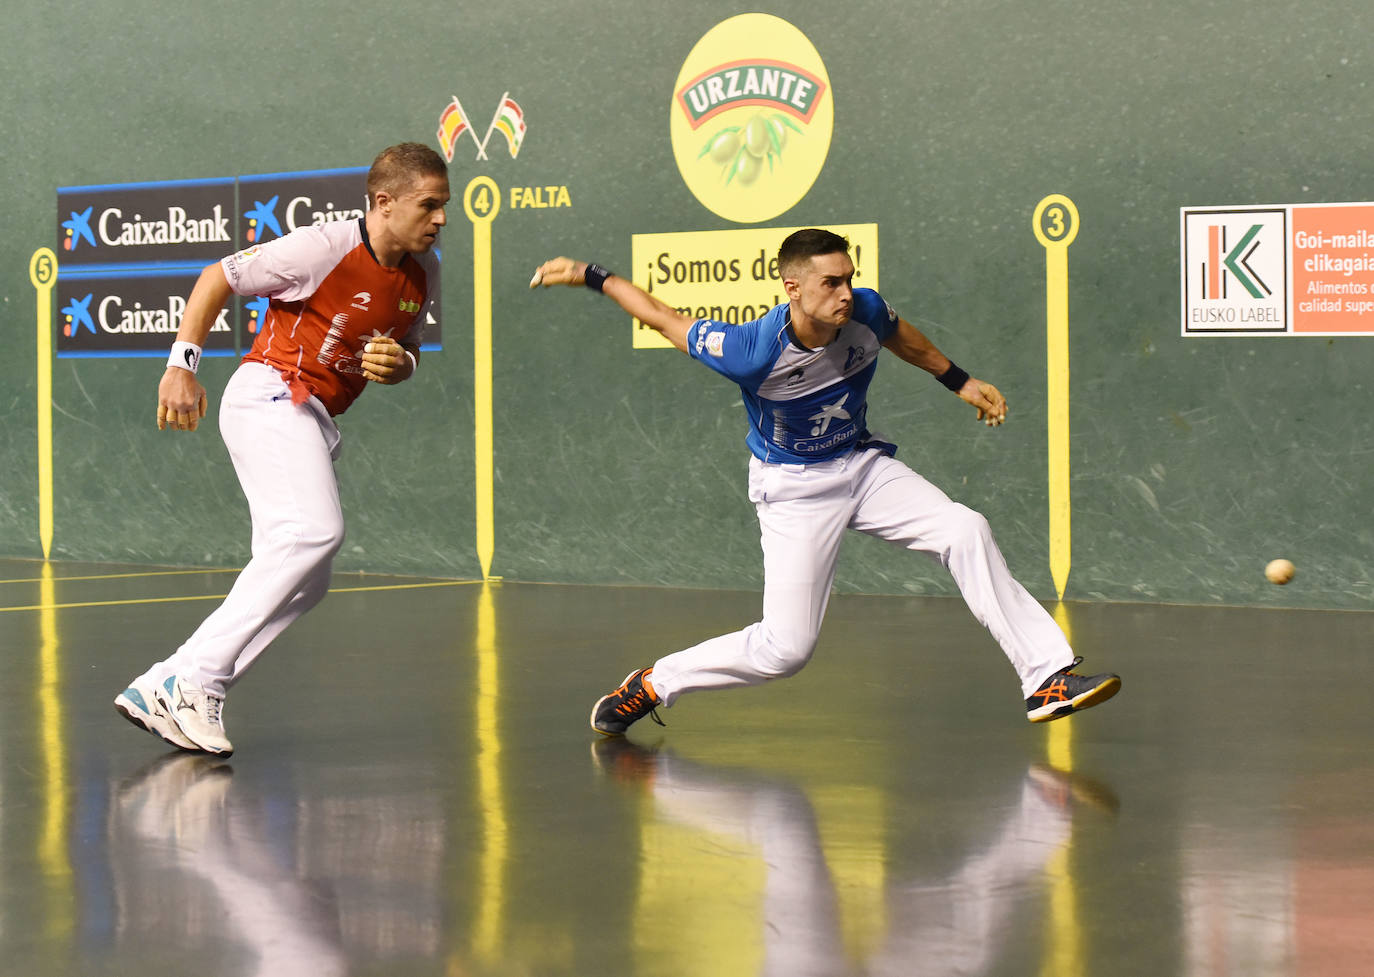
[584,263,613,292]
[936,362,969,392]
[403,348,417,374]
[168,340,203,374]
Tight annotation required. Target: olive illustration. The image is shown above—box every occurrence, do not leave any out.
[732,151,762,185]
[743,113,772,158]
[707,129,742,164]
[698,112,804,187]
[767,116,788,152]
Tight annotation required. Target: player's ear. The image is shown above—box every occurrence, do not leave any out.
[783,277,801,301]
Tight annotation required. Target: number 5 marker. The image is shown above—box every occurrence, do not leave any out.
[1032,195,1079,600]
[30,248,57,560]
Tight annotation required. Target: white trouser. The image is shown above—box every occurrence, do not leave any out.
[151,362,344,697]
[650,448,1073,704]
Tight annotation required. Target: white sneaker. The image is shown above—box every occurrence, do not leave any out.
[115,675,197,751]
[155,675,234,756]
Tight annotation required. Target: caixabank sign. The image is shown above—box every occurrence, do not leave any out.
[55,167,442,357]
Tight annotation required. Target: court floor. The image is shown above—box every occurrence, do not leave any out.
[0,556,1370,977]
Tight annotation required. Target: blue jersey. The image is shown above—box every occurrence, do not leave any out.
[686,288,900,464]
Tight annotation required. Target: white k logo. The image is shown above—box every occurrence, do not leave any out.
[809,393,851,436]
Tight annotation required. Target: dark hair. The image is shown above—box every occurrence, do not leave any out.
[366,142,448,205]
[777,228,850,277]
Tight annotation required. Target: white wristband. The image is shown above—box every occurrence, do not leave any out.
[403,348,417,373]
[168,340,203,374]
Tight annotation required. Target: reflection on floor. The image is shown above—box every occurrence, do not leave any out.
[0,558,1370,976]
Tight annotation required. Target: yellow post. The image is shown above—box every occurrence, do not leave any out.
[1032,197,1080,600]
[463,177,501,579]
[30,248,58,559]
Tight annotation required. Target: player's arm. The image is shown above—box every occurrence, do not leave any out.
[881,316,1008,427]
[158,262,233,432]
[529,257,695,353]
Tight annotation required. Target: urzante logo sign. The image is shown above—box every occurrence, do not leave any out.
[670,14,833,224]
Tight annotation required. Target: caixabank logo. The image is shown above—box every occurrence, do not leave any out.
[237,168,372,335]
[57,178,235,264]
[670,14,833,224]
[55,166,442,356]
[239,168,369,245]
[56,274,233,355]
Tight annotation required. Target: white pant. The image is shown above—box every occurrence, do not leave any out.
[650,448,1073,704]
[152,362,344,696]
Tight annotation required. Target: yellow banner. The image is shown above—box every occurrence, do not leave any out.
[629,223,879,348]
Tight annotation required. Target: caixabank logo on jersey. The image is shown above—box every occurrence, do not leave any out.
[670,14,833,224]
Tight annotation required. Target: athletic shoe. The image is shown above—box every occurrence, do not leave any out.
[1025,657,1121,723]
[115,675,197,751]
[155,675,234,756]
[590,667,665,736]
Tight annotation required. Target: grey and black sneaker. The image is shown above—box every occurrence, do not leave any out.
[1026,657,1120,723]
[590,667,665,736]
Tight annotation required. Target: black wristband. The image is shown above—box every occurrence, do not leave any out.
[937,362,970,392]
[584,263,613,292]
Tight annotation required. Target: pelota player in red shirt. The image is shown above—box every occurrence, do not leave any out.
[115,143,449,756]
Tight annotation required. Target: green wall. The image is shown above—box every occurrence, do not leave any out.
[2,0,1371,609]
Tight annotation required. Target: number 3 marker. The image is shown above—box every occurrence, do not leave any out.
[1032,195,1078,600]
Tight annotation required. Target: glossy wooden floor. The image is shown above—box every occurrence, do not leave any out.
[1,557,1370,977]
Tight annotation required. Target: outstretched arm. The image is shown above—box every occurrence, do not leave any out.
[881,317,1008,427]
[530,257,696,353]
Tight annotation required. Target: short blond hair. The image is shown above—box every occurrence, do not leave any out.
[366,142,448,205]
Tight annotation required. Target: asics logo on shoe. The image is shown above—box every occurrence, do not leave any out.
[1031,679,1069,705]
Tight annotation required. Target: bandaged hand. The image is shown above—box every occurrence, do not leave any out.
[157,368,208,431]
[361,337,414,384]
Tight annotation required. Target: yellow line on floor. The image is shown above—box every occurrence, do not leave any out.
[0,568,242,585]
[0,579,478,613]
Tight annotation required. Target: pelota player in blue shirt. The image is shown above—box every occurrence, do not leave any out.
[530,228,1120,735]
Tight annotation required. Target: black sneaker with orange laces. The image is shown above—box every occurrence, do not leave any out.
[1025,657,1121,723]
[590,667,665,736]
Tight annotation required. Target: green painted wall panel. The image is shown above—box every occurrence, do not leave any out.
[1,0,1369,609]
